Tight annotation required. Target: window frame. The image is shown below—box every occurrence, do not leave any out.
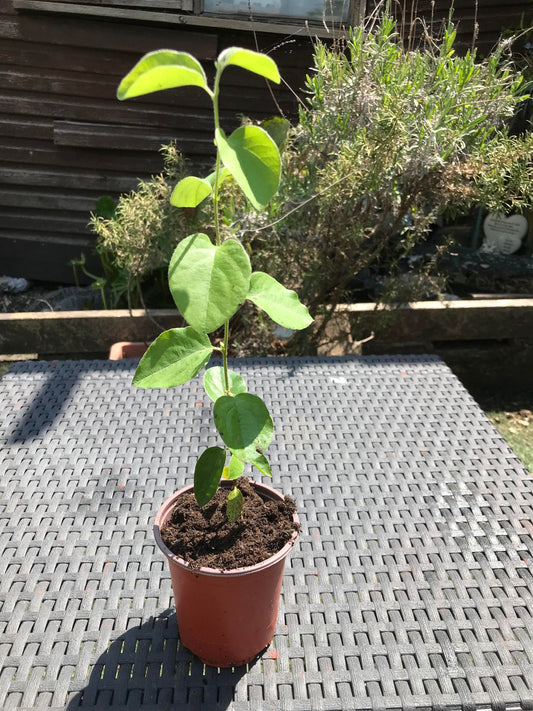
[200,0,362,26]
[14,0,365,37]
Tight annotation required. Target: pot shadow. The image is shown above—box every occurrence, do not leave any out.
[66,609,255,710]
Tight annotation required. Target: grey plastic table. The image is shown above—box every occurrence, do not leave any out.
[1,355,532,711]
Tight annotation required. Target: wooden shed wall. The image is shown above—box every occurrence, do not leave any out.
[0,1,315,282]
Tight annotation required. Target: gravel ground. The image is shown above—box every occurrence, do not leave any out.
[0,282,104,313]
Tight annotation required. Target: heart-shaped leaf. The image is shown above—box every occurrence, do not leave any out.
[216,126,280,210]
[213,393,273,461]
[217,47,280,84]
[171,176,212,208]
[248,272,313,330]
[194,446,226,507]
[132,327,212,388]
[169,233,251,333]
[204,366,247,401]
[117,50,209,100]
[226,486,244,523]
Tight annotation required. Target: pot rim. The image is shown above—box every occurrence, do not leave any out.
[153,480,300,578]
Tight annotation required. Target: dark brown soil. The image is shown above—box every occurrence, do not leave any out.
[160,477,299,570]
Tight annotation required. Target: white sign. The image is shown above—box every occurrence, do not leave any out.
[482,212,528,255]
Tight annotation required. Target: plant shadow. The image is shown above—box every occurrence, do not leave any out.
[66,610,254,710]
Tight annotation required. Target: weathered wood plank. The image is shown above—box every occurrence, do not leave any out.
[2,13,218,57]
[0,139,167,171]
[326,300,533,345]
[1,87,277,134]
[0,91,218,130]
[0,188,97,211]
[0,67,297,115]
[53,121,214,154]
[0,36,312,78]
[0,166,140,191]
[50,0,197,9]
[2,210,89,233]
[0,116,53,140]
[0,39,135,77]
[0,309,182,354]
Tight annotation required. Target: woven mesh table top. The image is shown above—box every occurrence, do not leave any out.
[1,355,532,711]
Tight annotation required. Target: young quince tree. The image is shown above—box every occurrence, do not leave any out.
[118,47,312,520]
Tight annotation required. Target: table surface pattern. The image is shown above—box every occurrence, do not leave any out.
[0,355,532,711]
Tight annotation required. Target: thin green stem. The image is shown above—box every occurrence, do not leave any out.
[212,70,222,248]
[223,321,230,393]
[213,155,222,247]
[212,65,231,394]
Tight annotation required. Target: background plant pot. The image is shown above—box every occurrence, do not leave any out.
[154,481,299,668]
[108,341,150,359]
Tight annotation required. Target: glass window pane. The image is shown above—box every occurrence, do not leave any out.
[204,0,349,22]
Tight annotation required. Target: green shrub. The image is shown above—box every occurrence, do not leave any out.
[89,143,203,308]
[230,16,533,353]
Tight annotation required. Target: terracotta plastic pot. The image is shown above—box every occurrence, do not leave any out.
[108,341,150,360]
[154,481,299,667]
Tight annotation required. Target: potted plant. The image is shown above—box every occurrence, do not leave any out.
[117,47,313,667]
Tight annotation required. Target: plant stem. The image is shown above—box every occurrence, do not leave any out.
[212,70,222,248]
[212,65,231,394]
[213,153,222,248]
[223,321,230,393]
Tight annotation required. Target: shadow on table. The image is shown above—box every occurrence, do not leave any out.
[66,610,253,710]
[6,360,133,445]
[8,365,74,444]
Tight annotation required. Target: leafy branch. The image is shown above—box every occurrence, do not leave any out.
[118,47,313,520]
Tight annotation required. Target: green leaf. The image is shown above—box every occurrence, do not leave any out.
[205,167,231,190]
[213,393,273,462]
[216,126,280,210]
[117,50,209,100]
[262,117,290,149]
[94,196,116,219]
[248,451,272,478]
[171,177,212,208]
[226,486,244,523]
[248,272,313,330]
[132,327,212,388]
[217,47,280,84]
[228,449,271,478]
[225,455,245,480]
[194,446,226,507]
[168,233,251,333]
[204,366,247,401]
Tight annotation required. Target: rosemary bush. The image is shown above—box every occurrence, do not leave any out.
[231,16,533,352]
[89,144,200,307]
